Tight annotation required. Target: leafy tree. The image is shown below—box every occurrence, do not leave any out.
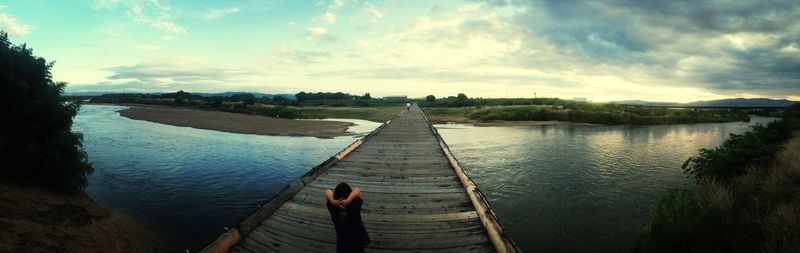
[361,92,371,100]
[231,93,255,105]
[0,31,93,193]
[210,98,223,108]
[456,93,468,101]
[425,95,436,102]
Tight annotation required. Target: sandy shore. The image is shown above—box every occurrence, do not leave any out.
[0,183,165,253]
[118,105,354,138]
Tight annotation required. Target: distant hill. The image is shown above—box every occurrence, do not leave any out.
[612,100,681,107]
[193,92,296,100]
[614,98,797,108]
[688,98,797,107]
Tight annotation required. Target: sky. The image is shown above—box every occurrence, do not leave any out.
[1,0,799,102]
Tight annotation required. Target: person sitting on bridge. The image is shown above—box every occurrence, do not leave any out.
[325,183,371,253]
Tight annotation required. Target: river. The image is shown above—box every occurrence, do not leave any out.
[74,104,775,252]
[434,116,776,252]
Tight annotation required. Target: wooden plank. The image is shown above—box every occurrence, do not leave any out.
[217,104,517,253]
[270,214,484,233]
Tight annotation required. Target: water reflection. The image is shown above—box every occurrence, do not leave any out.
[73,105,380,252]
[435,116,775,252]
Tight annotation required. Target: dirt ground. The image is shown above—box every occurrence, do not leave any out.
[0,183,166,253]
[119,105,354,138]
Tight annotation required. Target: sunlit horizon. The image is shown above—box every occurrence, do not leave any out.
[1,0,798,102]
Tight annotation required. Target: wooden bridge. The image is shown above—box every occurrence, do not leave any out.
[202,104,517,253]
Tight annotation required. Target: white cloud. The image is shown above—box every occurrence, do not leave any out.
[149,20,187,34]
[329,0,345,9]
[364,2,384,20]
[132,44,160,50]
[202,7,240,20]
[322,12,336,24]
[90,0,123,9]
[306,27,327,38]
[0,12,29,36]
[98,0,188,34]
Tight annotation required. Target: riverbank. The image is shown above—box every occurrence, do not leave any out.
[636,104,800,252]
[118,105,354,138]
[0,182,165,253]
[424,105,751,125]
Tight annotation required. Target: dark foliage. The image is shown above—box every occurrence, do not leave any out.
[425,95,435,102]
[683,103,800,181]
[295,91,358,102]
[637,103,800,252]
[0,31,92,193]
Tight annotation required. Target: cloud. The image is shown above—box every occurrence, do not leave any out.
[202,7,240,20]
[0,10,30,36]
[322,12,336,24]
[132,44,160,50]
[306,27,327,38]
[363,2,384,20]
[68,57,283,93]
[93,0,187,34]
[90,0,123,9]
[445,0,800,98]
[329,0,345,9]
[275,49,332,65]
[103,57,254,85]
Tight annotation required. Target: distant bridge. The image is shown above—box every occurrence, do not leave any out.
[201,104,518,253]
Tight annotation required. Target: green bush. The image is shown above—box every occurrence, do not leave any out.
[683,104,800,181]
[0,31,92,193]
[637,103,800,252]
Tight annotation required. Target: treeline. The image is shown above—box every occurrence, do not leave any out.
[636,103,800,252]
[0,31,92,193]
[295,91,371,102]
[89,91,294,107]
[416,93,589,108]
[468,104,750,125]
[420,93,751,125]
[87,90,409,111]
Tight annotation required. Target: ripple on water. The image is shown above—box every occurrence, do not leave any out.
[436,117,775,252]
[75,105,380,252]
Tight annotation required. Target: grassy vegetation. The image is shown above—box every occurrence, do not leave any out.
[0,32,92,193]
[85,91,408,122]
[636,104,800,252]
[422,103,750,125]
[87,92,757,125]
[295,106,403,122]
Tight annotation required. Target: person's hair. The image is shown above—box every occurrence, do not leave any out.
[333,182,352,200]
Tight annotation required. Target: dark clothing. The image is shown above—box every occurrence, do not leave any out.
[327,197,371,253]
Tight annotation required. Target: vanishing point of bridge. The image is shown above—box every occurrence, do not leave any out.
[202,104,517,252]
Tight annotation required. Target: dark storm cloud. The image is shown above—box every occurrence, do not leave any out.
[495,0,800,96]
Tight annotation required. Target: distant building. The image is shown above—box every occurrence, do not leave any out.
[383,95,408,100]
[573,97,588,102]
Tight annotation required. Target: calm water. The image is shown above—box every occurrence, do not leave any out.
[74,105,380,251]
[75,104,774,252]
[435,117,776,252]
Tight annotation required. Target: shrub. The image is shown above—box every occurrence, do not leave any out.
[0,31,93,193]
[637,103,800,252]
[683,104,800,181]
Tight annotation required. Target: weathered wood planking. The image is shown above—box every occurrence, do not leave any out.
[205,104,517,253]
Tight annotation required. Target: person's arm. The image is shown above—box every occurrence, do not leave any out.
[324,189,339,205]
[340,187,361,206]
